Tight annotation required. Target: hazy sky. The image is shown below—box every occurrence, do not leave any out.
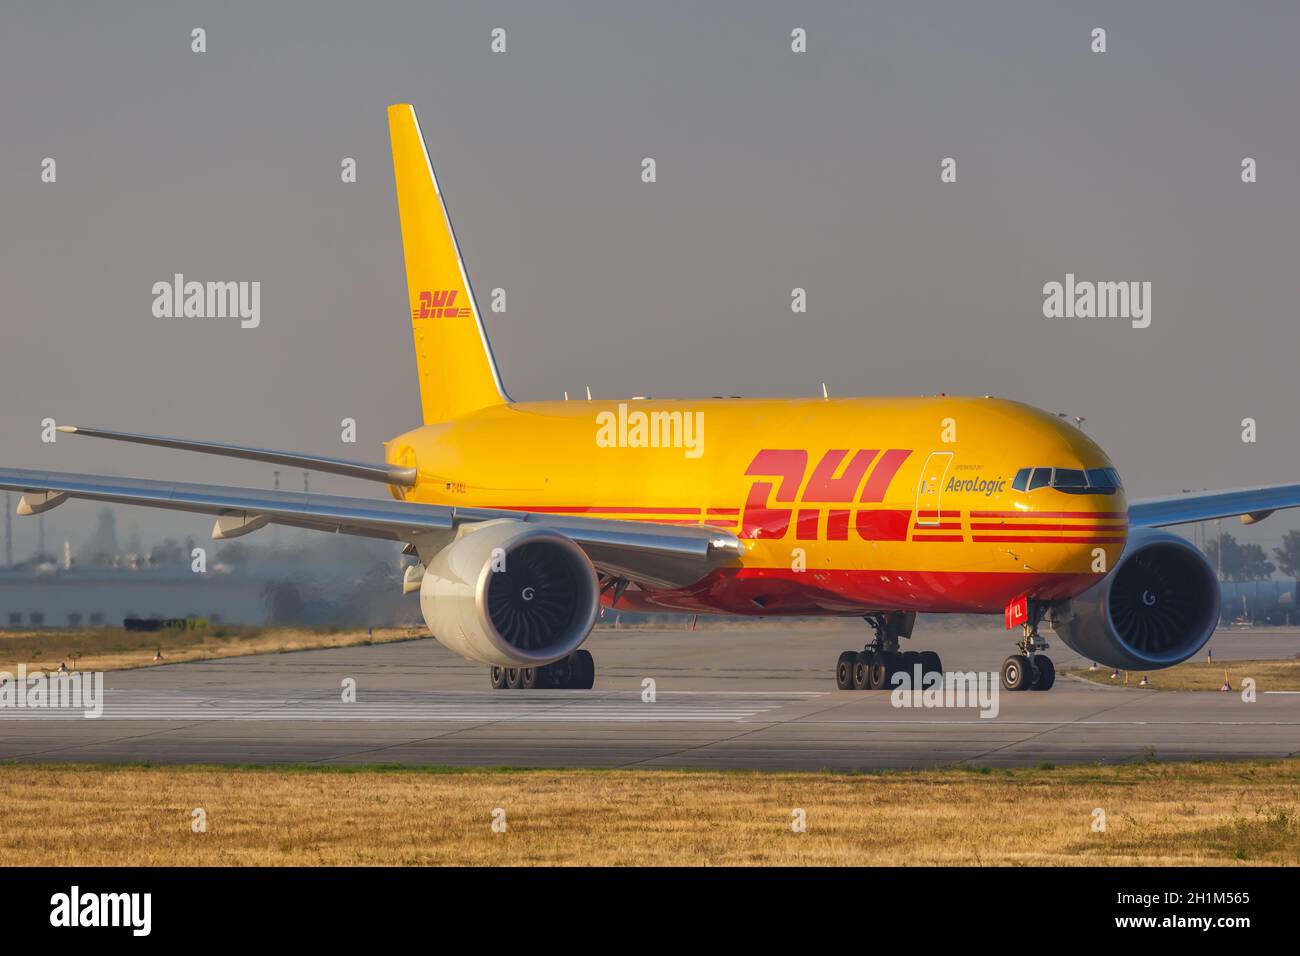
[2,1,1298,556]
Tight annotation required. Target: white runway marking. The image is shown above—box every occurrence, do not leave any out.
[0,690,818,722]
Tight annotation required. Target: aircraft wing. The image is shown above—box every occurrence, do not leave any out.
[1128,484,1300,529]
[54,425,416,487]
[0,467,742,590]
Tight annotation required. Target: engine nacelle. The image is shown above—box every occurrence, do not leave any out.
[420,520,600,666]
[1049,528,1220,670]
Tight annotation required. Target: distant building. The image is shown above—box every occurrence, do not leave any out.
[0,567,267,628]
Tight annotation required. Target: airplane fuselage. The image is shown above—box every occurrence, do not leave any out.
[386,395,1126,616]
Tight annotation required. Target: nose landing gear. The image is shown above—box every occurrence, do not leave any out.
[1002,599,1055,691]
[834,612,943,691]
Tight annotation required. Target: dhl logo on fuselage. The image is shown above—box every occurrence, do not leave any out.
[413,290,472,320]
[741,448,913,541]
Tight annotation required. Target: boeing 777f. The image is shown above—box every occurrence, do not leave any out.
[4,104,1298,692]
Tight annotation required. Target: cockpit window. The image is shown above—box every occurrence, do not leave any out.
[1085,468,1117,492]
[1013,466,1122,495]
[1053,468,1087,489]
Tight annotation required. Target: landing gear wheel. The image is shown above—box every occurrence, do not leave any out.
[489,665,508,690]
[899,650,920,679]
[868,653,894,691]
[1030,655,1055,691]
[919,651,943,683]
[569,649,595,689]
[540,658,567,689]
[835,651,858,690]
[1001,655,1032,692]
[506,667,524,689]
[852,653,871,690]
[519,666,540,689]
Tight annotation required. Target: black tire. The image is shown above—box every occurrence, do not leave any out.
[1030,655,1056,691]
[851,652,871,690]
[835,651,858,690]
[506,667,524,689]
[539,659,566,688]
[918,650,942,682]
[519,666,540,689]
[570,649,595,689]
[1001,654,1032,692]
[868,653,893,691]
[898,651,921,687]
[489,665,509,689]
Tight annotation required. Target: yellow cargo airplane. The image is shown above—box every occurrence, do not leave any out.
[5,104,1298,692]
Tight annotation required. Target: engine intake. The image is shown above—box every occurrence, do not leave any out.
[1050,529,1220,670]
[420,520,600,666]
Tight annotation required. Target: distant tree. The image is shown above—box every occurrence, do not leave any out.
[148,537,186,568]
[1205,533,1243,581]
[1237,543,1275,581]
[1274,530,1300,579]
[215,542,252,567]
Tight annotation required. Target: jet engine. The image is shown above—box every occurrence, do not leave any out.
[419,520,600,666]
[1049,529,1220,670]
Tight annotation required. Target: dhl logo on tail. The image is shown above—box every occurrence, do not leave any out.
[413,290,472,320]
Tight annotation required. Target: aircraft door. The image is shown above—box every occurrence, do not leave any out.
[913,451,954,528]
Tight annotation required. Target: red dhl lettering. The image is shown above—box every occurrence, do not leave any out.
[741,449,913,540]
[413,289,472,319]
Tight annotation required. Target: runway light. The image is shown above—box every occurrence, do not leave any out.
[1139,675,1150,687]
[1110,670,1121,681]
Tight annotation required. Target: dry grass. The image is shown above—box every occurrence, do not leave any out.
[0,626,424,675]
[0,760,1296,866]
[1066,658,1300,692]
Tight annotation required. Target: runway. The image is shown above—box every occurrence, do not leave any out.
[1,623,1297,770]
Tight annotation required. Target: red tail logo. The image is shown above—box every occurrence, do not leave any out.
[414,290,472,319]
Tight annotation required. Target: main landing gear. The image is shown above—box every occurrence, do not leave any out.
[488,650,596,690]
[1001,600,1055,692]
[834,612,943,691]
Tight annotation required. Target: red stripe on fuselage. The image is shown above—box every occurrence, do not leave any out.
[608,567,1102,616]
[972,535,1126,543]
[497,505,701,515]
[970,522,1125,531]
[970,510,1126,519]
